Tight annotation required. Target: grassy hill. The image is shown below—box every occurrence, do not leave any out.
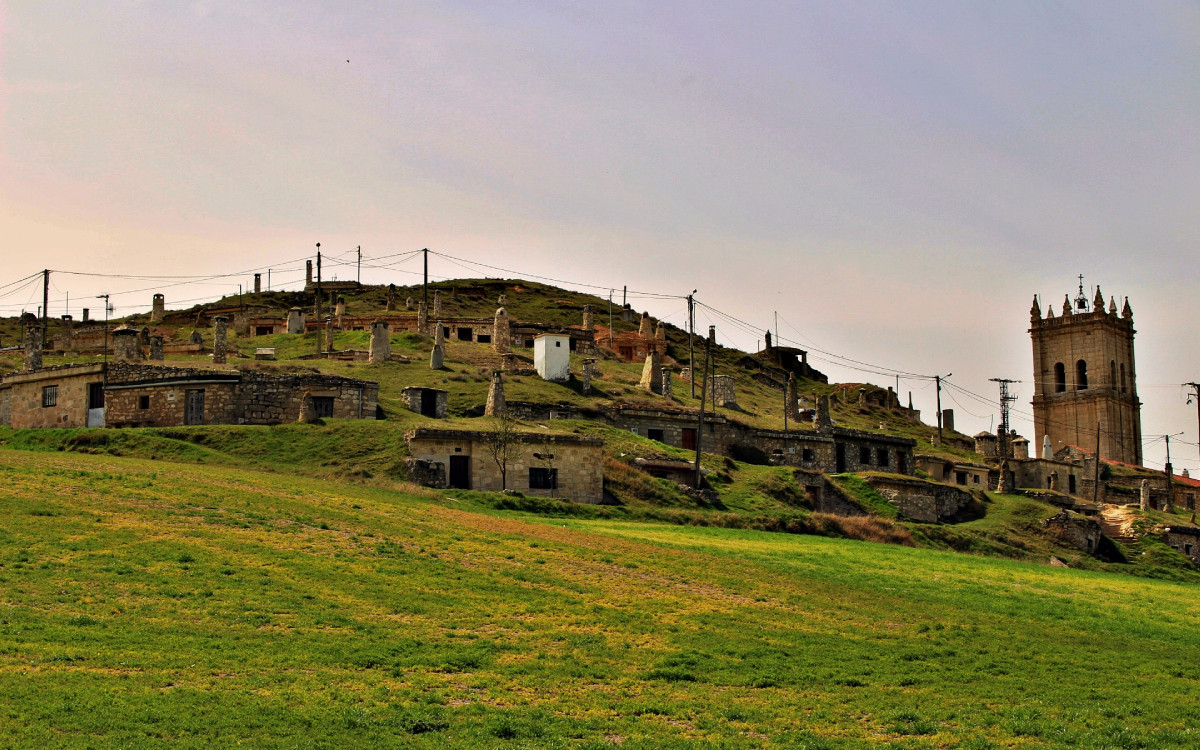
[3,447,1200,748]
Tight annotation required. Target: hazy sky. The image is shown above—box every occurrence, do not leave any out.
[3,2,1199,470]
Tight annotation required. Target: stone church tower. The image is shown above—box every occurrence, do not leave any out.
[1029,279,1142,465]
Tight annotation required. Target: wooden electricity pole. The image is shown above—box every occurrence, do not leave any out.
[688,291,696,398]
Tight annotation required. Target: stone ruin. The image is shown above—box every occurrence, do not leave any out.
[189,330,204,346]
[369,320,390,364]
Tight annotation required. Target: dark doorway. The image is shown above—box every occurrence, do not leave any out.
[420,389,439,417]
[681,428,697,451]
[1069,474,1077,494]
[313,396,334,418]
[185,389,205,425]
[449,455,470,489]
[457,327,473,341]
[88,382,105,410]
[647,428,665,443]
[835,443,846,472]
[896,452,906,474]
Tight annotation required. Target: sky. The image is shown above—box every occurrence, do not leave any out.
[2,1,1199,471]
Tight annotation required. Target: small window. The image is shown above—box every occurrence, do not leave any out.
[1110,360,1117,390]
[555,341,561,347]
[138,395,150,410]
[457,327,473,341]
[973,475,980,485]
[476,334,491,344]
[859,446,871,464]
[42,385,58,407]
[802,448,815,462]
[1054,362,1066,393]
[1121,363,1127,393]
[876,448,889,467]
[647,429,665,443]
[313,396,334,418]
[529,467,558,490]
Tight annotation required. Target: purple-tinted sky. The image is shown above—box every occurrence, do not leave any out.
[3,2,1199,470]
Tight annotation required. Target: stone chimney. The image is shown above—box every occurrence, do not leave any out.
[369,320,390,363]
[485,370,506,417]
[433,290,443,320]
[942,408,955,433]
[324,318,335,352]
[385,284,396,312]
[23,324,42,371]
[417,300,428,335]
[113,326,141,362]
[582,304,593,332]
[816,394,832,432]
[254,273,262,294]
[713,375,737,409]
[82,308,90,323]
[582,358,596,395]
[661,366,673,400]
[639,350,662,394]
[430,321,445,369]
[286,307,305,334]
[654,322,666,355]
[335,296,346,319]
[405,296,413,311]
[151,294,165,323]
[149,335,164,361]
[639,312,652,338]
[298,391,319,424]
[60,315,74,349]
[305,260,313,285]
[212,316,228,364]
[493,308,511,354]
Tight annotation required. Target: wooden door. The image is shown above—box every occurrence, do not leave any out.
[185,389,205,425]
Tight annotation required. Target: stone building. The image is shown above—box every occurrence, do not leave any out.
[404,428,604,503]
[0,362,378,429]
[1029,281,1142,464]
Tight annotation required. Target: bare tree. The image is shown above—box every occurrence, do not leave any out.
[482,410,521,491]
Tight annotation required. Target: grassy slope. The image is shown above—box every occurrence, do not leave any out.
[3,448,1200,749]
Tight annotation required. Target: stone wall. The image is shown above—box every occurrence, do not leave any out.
[1043,510,1105,556]
[103,363,378,426]
[865,475,980,523]
[1163,527,1200,565]
[406,428,604,503]
[0,364,105,429]
[400,387,448,418]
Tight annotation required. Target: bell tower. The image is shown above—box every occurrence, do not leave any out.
[1029,277,1142,465]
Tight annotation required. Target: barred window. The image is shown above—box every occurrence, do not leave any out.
[42,385,57,407]
[529,467,558,490]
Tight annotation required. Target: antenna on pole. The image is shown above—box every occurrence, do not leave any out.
[989,378,1017,459]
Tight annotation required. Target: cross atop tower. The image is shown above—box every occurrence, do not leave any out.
[1074,274,1089,312]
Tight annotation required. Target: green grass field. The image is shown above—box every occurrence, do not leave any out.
[3,446,1200,748]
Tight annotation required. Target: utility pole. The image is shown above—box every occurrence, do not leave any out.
[934,373,951,445]
[1165,434,1175,511]
[694,333,711,489]
[423,248,429,314]
[1186,383,1200,483]
[42,269,49,341]
[315,242,323,321]
[356,245,361,284]
[622,285,627,309]
[607,290,613,349]
[990,378,1017,458]
[709,326,717,412]
[96,294,110,365]
[688,291,696,398]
